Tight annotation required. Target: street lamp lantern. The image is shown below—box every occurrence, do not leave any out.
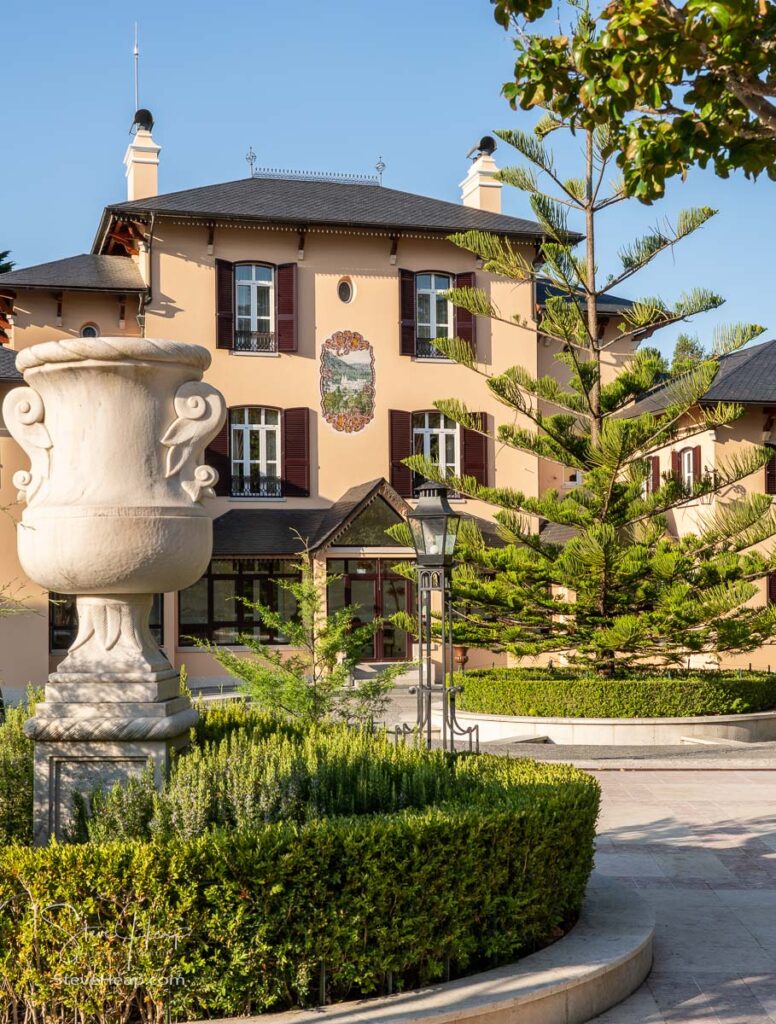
[407,481,460,566]
[396,480,478,754]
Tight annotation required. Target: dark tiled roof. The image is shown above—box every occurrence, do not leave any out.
[535,279,632,316]
[623,339,776,417]
[0,347,22,382]
[540,522,579,546]
[701,339,776,404]
[212,479,410,557]
[0,254,145,293]
[103,176,547,239]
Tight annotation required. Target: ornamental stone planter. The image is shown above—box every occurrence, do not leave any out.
[434,708,776,745]
[2,337,226,843]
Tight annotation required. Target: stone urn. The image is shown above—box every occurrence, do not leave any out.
[2,337,226,842]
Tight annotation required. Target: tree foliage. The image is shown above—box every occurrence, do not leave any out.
[0,250,13,274]
[193,546,404,724]
[410,119,775,674]
[492,0,776,200]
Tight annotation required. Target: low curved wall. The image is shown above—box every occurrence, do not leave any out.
[435,709,776,745]
[191,875,654,1024]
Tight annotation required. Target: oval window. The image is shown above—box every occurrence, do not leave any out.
[80,323,99,338]
[337,278,353,303]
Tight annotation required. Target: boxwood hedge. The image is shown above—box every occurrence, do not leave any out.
[0,710,599,1022]
[456,668,776,719]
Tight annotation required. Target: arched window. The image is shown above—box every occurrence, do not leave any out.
[411,411,459,494]
[234,264,274,352]
[230,407,281,497]
[415,272,452,359]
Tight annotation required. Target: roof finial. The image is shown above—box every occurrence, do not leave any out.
[375,155,386,186]
[245,146,257,178]
[133,23,140,111]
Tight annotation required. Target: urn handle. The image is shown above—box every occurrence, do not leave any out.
[161,381,227,502]
[1,386,52,504]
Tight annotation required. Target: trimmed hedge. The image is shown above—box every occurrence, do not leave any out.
[456,668,776,719]
[0,713,600,1022]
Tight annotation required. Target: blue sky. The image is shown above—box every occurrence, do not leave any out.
[3,0,774,356]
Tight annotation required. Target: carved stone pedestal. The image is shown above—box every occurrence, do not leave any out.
[26,595,198,843]
[3,338,226,844]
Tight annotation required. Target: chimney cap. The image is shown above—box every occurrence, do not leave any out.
[466,135,497,161]
[131,108,154,133]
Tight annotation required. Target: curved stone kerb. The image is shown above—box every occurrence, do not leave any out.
[24,707,198,742]
[16,337,211,373]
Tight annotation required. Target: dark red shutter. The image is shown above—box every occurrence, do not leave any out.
[206,413,231,496]
[766,448,776,495]
[215,260,234,350]
[389,410,413,497]
[454,271,477,356]
[399,270,416,356]
[671,451,681,480]
[692,445,701,484]
[282,407,310,496]
[462,412,488,486]
[276,263,298,352]
[769,572,776,605]
[651,455,660,494]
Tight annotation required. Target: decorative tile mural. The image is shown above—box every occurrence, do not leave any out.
[320,331,375,433]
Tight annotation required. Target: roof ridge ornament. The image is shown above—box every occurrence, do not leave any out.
[250,167,381,186]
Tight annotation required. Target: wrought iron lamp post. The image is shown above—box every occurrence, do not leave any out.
[403,481,479,753]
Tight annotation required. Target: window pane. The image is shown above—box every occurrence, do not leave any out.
[436,295,449,332]
[265,429,277,461]
[235,265,253,282]
[211,560,238,574]
[256,286,270,318]
[416,274,432,290]
[236,285,251,318]
[413,430,424,456]
[417,293,431,325]
[264,409,279,426]
[445,433,456,467]
[232,429,244,462]
[429,432,440,465]
[255,265,273,283]
[412,412,426,430]
[247,408,262,425]
[249,429,262,461]
[213,580,237,622]
[179,578,208,625]
[434,274,451,290]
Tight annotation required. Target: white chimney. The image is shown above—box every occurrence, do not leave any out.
[123,109,160,202]
[460,136,502,214]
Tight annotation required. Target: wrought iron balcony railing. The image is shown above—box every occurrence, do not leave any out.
[231,475,282,498]
[416,335,451,360]
[234,330,277,354]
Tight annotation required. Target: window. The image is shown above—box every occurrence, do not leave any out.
[235,264,275,352]
[50,593,163,652]
[178,559,300,646]
[766,445,776,495]
[230,407,281,497]
[337,277,354,303]
[412,411,459,494]
[681,447,695,489]
[643,455,660,497]
[415,273,452,359]
[80,323,99,338]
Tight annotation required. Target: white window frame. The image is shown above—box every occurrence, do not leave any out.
[234,264,275,352]
[416,272,453,359]
[230,407,281,497]
[680,447,696,489]
[412,411,459,490]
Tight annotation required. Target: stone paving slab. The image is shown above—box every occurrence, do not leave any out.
[589,770,776,1023]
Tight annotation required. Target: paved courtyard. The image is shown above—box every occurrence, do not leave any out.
[590,770,776,1023]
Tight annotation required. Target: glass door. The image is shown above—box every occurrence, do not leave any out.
[327,559,411,661]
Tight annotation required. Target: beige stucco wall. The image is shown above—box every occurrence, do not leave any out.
[9,291,142,346]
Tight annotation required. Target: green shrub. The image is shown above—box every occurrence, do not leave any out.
[0,690,39,845]
[0,718,599,1021]
[456,668,776,718]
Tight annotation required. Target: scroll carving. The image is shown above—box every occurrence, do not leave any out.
[1,386,52,504]
[160,381,226,502]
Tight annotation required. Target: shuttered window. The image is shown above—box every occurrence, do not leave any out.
[461,412,488,486]
[766,445,776,495]
[215,261,297,353]
[672,446,701,489]
[454,271,476,355]
[389,410,413,496]
[769,572,776,606]
[206,406,310,498]
[415,273,452,359]
[643,455,661,496]
[390,410,488,497]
